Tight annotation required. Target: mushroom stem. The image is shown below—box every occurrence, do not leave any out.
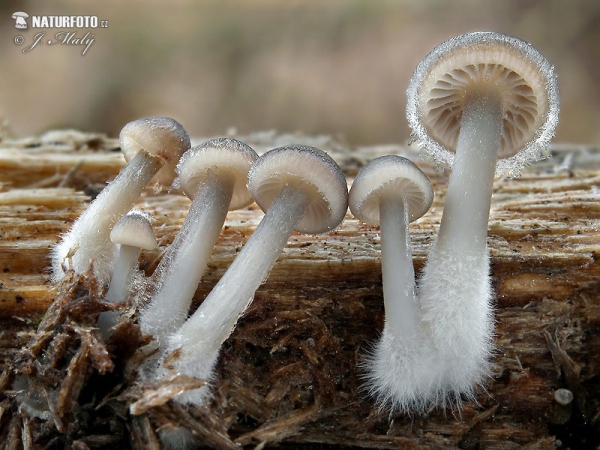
[379,192,418,337]
[418,93,502,400]
[167,184,308,404]
[349,155,434,411]
[435,93,503,255]
[83,151,162,233]
[104,244,141,304]
[140,173,235,349]
[54,151,161,279]
[97,244,141,338]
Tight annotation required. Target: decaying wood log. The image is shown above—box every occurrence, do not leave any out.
[0,130,599,449]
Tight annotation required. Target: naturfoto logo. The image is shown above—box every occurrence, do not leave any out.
[12,11,109,56]
[12,12,109,29]
[12,12,29,29]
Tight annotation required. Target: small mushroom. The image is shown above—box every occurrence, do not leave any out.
[554,388,574,406]
[349,156,436,410]
[139,138,258,352]
[97,210,156,338]
[52,117,190,283]
[162,145,348,405]
[406,32,559,406]
[350,156,433,337]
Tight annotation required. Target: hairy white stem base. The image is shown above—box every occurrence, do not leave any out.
[418,248,494,405]
[52,152,161,283]
[366,95,499,412]
[363,193,445,413]
[159,427,199,450]
[364,248,493,413]
[363,327,446,413]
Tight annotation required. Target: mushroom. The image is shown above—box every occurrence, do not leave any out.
[406,32,560,405]
[52,117,190,283]
[139,138,258,352]
[97,210,156,339]
[161,145,348,405]
[554,388,574,406]
[350,156,433,337]
[349,156,437,410]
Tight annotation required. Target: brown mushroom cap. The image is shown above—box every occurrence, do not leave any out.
[248,145,348,234]
[407,32,560,176]
[119,117,190,185]
[110,210,157,251]
[177,138,258,210]
[349,156,433,226]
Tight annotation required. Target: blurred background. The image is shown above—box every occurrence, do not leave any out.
[0,0,598,146]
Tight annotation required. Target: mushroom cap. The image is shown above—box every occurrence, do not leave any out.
[349,155,433,225]
[119,117,191,185]
[248,145,348,234]
[110,210,157,250]
[177,138,258,210]
[406,32,560,177]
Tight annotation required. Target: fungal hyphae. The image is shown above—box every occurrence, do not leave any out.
[52,117,190,283]
[405,31,559,407]
[160,145,348,406]
[139,138,258,352]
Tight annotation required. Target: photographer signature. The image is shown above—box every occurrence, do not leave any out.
[20,31,95,56]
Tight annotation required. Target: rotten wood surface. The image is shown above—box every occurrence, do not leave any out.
[0,130,599,449]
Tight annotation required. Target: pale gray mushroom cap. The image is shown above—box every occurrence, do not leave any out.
[349,156,433,226]
[248,145,348,234]
[177,138,258,210]
[406,32,560,177]
[110,210,157,251]
[119,117,191,185]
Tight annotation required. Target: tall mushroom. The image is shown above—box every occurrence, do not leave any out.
[139,138,258,352]
[406,32,559,405]
[52,117,190,283]
[161,145,348,406]
[349,156,436,411]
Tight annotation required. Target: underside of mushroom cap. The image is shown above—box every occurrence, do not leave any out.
[110,210,157,251]
[249,145,348,234]
[120,117,191,185]
[406,32,560,177]
[349,156,433,225]
[177,138,258,210]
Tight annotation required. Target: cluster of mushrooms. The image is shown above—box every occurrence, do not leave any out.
[43,31,559,443]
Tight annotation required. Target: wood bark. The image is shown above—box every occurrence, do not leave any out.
[0,130,598,449]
